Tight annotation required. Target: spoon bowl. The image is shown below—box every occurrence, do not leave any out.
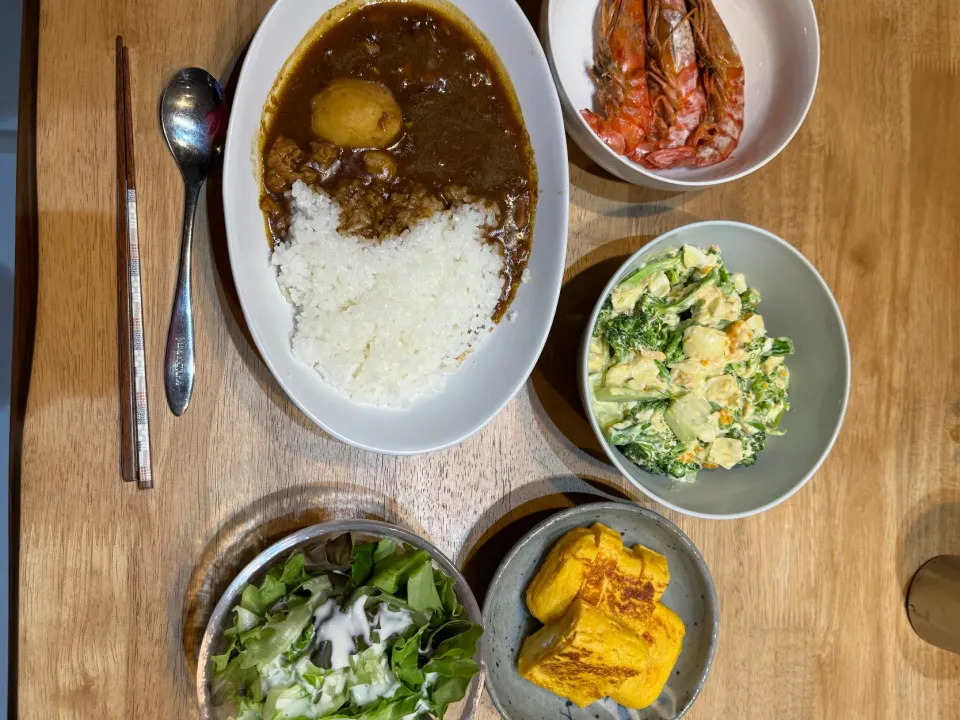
[161,68,226,182]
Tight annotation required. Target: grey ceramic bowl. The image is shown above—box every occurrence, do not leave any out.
[196,520,484,720]
[482,502,718,720]
[579,221,851,519]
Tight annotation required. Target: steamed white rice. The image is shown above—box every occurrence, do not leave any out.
[271,181,504,407]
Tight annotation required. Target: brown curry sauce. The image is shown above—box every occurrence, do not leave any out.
[259,1,537,320]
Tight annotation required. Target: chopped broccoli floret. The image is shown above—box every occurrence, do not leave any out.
[764,337,795,357]
[617,251,684,291]
[610,421,698,481]
[641,268,719,316]
[727,426,766,466]
[748,371,787,407]
[745,337,766,356]
[765,383,788,407]
[739,287,761,314]
[602,312,670,361]
[594,297,615,336]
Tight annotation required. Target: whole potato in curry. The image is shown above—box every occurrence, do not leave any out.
[310,79,403,149]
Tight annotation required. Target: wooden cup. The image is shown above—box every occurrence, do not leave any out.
[907,555,960,654]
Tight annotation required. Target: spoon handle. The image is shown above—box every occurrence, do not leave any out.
[164,181,202,416]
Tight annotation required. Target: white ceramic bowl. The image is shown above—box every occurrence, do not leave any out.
[542,0,820,189]
[579,222,850,518]
[223,0,569,454]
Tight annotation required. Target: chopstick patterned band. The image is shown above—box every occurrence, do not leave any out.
[126,188,153,489]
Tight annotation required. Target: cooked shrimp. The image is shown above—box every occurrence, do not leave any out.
[581,0,655,156]
[636,0,706,166]
[642,0,744,169]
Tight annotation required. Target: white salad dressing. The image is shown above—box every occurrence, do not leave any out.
[375,603,413,642]
[275,696,315,718]
[399,699,432,720]
[308,598,416,708]
[260,655,297,693]
[314,595,373,669]
[399,674,439,720]
[350,682,395,707]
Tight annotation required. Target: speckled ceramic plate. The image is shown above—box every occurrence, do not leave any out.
[481,502,718,720]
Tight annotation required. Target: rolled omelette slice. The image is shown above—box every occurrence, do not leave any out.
[518,598,653,708]
[599,546,684,709]
[609,602,686,709]
[630,543,671,603]
[525,524,619,624]
[596,543,673,634]
[526,523,674,629]
[578,523,623,608]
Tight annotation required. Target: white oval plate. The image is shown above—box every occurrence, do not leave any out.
[223,0,569,454]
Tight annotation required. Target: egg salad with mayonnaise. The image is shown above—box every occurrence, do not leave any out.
[588,245,795,482]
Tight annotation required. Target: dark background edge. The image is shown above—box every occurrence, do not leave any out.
[10,0,39,715]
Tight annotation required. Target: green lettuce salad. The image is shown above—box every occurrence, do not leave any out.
[211,534,482,720]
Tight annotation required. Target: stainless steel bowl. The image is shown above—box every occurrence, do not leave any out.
[196,520,485,719]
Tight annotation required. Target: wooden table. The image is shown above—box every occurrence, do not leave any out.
[13,0,960,717]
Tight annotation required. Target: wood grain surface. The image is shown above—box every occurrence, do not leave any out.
[14,0,960,717]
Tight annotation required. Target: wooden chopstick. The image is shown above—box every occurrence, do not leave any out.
[115,36,154,489]
[122,46,136,192]
[115,36,136,483]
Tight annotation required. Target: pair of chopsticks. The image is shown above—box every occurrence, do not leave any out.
[115,36,154,489]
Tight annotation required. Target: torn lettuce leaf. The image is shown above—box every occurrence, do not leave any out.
[215,538,481,720]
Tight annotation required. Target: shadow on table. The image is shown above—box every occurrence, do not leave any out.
[456,475,648,607]
[897,489,960,680]
[177,483,421,679]
[202,41,340,444]
[567,137,699,207]
[527,238,656,464]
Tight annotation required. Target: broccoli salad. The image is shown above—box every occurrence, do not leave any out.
[211,534,482,720]
[588,245,795,483]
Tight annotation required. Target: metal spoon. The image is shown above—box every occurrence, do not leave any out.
[160,68,226,416]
